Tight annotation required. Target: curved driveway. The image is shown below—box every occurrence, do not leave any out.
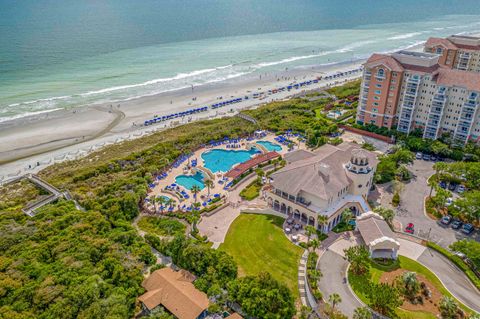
[318,237,480,316]
[318,249,362,317]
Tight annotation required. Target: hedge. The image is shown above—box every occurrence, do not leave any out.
[427,242,480,290]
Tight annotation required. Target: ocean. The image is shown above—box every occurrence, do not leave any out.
[1,0,480,122]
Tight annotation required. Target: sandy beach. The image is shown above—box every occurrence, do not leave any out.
[0,59,364,181]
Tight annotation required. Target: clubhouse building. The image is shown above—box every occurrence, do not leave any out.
[267,143,378,233]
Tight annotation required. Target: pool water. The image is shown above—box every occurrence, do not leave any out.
[175,171,205,190]
[160,195,171,201]
[256,140,282,152]
[201,148,260,173]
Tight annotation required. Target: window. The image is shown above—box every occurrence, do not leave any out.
[375,84,382,88]
[436,47,443,54]
[373,102,379,106]
[377,69,385,78]
[375,90,381,94]
[374,96,380,100]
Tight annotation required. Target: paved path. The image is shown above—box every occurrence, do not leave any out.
[417,247,480,313]
[318,249,362,317]
[298,251,309,307]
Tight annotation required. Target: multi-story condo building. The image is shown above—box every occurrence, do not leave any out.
[356,50,480,144]
[267,143,377,233]
[424,35,480,72]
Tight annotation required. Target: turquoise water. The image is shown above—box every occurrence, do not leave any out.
[175,171,205,190]
[2,1,480,121]
[159,195,170,202]
[257,141,282,152]
[202,148,260,173]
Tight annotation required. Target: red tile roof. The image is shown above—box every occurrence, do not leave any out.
[365,54,404,72]
[225,151,280,179]
[436,67,480,92]
[425,37,458,50]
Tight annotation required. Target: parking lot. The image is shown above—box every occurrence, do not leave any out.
[377,159,479,248]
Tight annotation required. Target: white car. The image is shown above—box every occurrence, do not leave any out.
[445,198,453,206]
[457,185,465,193]
[415,152,423,159]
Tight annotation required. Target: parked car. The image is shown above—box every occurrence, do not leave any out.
[461,223,475,235]
[451,219,463,230]
[405,223,415,234]
[445,198,453,206]
[439,181,447,189]
[430,155,438,161]
[440,215,453,225]
[422,154,431,161]
[457,185,466,193]
[448,183,458,191]
[415,152,423,160]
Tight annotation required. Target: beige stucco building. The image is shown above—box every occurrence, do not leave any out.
[356,211,400,259]
[267,143,378,233]
[424,35,480,72]
[356,50,480,144]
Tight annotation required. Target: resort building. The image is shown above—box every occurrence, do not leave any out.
[267,143,378,233]
[424,35,480,72]
[138,268,209,319]
[356,211,400,259]
[356,50,480,144]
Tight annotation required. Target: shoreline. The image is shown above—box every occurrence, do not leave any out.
[0,58,365,182]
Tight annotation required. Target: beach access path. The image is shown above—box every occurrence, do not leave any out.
[0,60,363,180]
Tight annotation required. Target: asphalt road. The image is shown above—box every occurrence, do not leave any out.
[318,250,362,317]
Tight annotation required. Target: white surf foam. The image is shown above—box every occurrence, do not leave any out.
[388,32,423,40]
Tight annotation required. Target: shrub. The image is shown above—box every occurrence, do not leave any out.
[392,192,400,207]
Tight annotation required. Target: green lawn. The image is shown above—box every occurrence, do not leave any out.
[219,213,303,297]
[239,180,262,200]
[348,256,474,318]
[137,216,186,237]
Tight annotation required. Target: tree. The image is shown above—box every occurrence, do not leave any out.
[401,272,420,300]
[450,239,480,270]
[157,196,166,213]
[353,307,372,319]
[396,165,411,181]
[317,215,328,233]
[328,293,342,313]
[431,140,451,157]
[166,198,175,210]
[454,190,480,223]
[392,192,400,207]
[431,187,450,210]
[305,225,316,243]
[204,179,214,197]
[373,207,395,228]
[366,283,402,316]
[439,296,460,319]
[344,245,370,275]
[309,238,320,252]
[391,148,414,165]
[341,208,354,224]
[227,272,295,319]
[191,185,201,205]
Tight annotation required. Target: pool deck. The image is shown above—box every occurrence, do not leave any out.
[147,133,305,211]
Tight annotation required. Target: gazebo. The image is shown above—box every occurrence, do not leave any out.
[356,211,400,259]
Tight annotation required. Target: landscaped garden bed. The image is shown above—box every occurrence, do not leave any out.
[239,180,262,200]
[348,255,475,319]
[219,213,303,298]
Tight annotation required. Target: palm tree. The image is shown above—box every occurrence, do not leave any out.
[402,272,420,299]
[317,215,328,233]
[353,307,372,319]
[440,296,459,319]
[342,208,354,224]
[305,225,316,243]
[310,238,320,252]
[157,196,166,213]
[191,185,201,205]
[204,179,214,198]
[166,198,175,211]
[328,293,342,313]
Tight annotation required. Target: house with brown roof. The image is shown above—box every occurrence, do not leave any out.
[138,268,209,319]
[266,143,377,233]
[356,211,400,259]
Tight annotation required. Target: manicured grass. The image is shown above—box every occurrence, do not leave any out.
[219,213,303,297]
[137,216,186,237]
[348,256,474,318]
[239,180,262,200]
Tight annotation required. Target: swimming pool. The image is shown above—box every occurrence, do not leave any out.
[256,140,282,152]
[159,195,171,202]
[201,148,260,173]
[175,171,205,190]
